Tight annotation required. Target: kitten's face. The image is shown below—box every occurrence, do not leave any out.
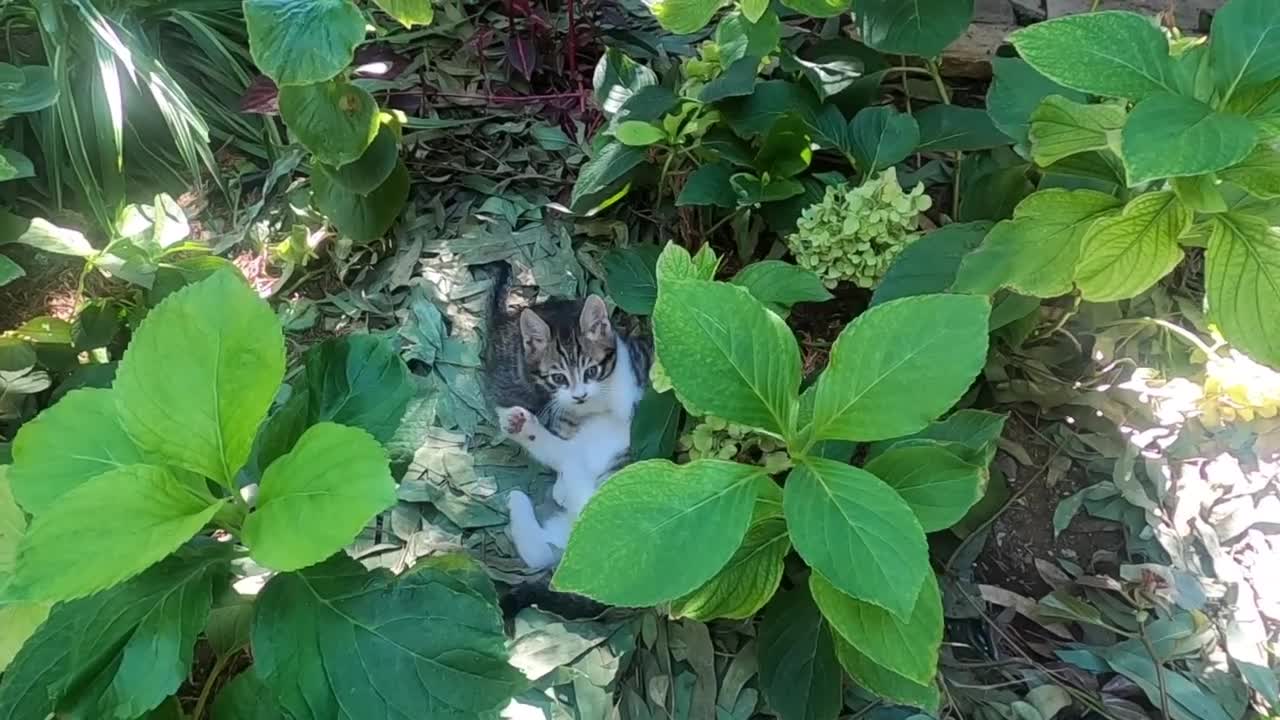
[520,295,616,413]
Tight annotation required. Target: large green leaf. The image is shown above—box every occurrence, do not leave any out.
[1211,0,1280,100]
[654,279,801,436]
[593,49,657,116]
[1075,191,1190,301]
[810,573,941,684]
[6,465,222,602]
[869,409,1006,467]
[1224,79,1280,139]
[986,58,1087,147]
[279,79,379,167]
[864,445,985,531]
[1010,12,1176,100]
[1029,96,1126,167]
[605,245,662,315]
[554,460,761,605]
[848,106,920,173]
[373,0,433,27]
[757,586,843,720]
[0,543,230,719]
[312,159,410,242]
[678,162,738,208]
[0,149,33,183]
[212,671,285,720]
[1206,213,1280,368]
[244,423,395,572]
[8,388,142,515]
[0,468,49,674]
[717,11,782,63]
[648,0,725,34]
[808,294,989,444]
[780,0,850,19]
[0,64,58,115]
[915,105,1009,152]
[872,222,991,306]
[721,81,821,138]
[1219,145,1280,199]
[0,210,94,256]
[569,142,647,214]
[730,260,832,315]
[630,388,682,461]
[253,553,524,720]
[1121,94,1257,184]
[253,333,415,475]
[953,189,1122,297]
[784,458,928,619]
[0,255,21,286]
[671,485,788,620]
[114,271,284,486]
[833,634,939,711]
[244,0,365,86]
[851,0,973,57]
[317,125,400,194]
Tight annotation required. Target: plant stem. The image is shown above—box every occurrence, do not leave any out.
[1141,624,1174,720]
[882,65,936,80]
[191,649,238,720]
[925,59,963,219]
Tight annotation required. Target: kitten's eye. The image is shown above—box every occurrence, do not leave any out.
[584,366,598,381]
[551,373,569,387]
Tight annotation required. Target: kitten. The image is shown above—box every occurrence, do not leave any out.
[485,266,650,568]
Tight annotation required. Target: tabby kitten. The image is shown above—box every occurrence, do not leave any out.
[485,268,651,568]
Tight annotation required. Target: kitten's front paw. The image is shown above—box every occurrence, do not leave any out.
[499,406,537,439]
[551,477,569,507]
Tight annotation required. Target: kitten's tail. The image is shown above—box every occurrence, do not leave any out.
[488,261,513,321]
[507,490,570,570]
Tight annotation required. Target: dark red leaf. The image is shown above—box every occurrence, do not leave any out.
[506,34,539,81]
[239,75,279,115]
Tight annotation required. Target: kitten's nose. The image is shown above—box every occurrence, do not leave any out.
[572,393,587,403]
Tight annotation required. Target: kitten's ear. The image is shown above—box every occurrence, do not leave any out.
[519,309,550,357]
[580,295,613,344]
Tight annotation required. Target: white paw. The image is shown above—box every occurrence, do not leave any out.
[508,489,534,516]
[498,406,537,439]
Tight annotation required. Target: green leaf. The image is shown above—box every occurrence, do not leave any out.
[864,445,986,531]
[593,49,657,116]
[1206,213,1280,368]
[1011,11,1175,99]
[212,671,286,720]
[570,142,647,214]
[254,553,524,719]
[848,105,920,173]
[0,468,49,674]
[716,11,781,63]
[0,543,231,719]
[114,271,284,486]
[915,105,1010,152]
[677,162,738,208]
[0,255,21,286]
[373,0,433,27]
[0,64,58,115]
[312,159,410,242]
[702,56,761,104]
[1211,0,1280,100]
[671,490,788,620]
[1029,96,1126,167]
[1173,175,1229,214]
[740,0,768,22]
[0,209,94,256]
[811,573,941,684]
[953,189,1122,297]
[869,409,1006,466]
[8,464,222,602]
[316,124,399,194]
[279,79,379,166]
[244,423,395,572]
[833,634,939,711]
[8,388,143,515]
[808,294,990,443]
[784,458,928,618]
[614,120,667,146]
[656,241,721,282]
[721,81,821,138]
[758,586,843,720]
[1100,646,1233,720]
[554,460,761,605]
[730,260,832,314]
[654,279,801,435]
[648,0,726,34]
[872,222,991,306]
[630,388,682,461]
[851,0,973,57]
[244,0,365,86]
[0,149,34,182]
[605,244,662,314]
[987,58,1088,147]
[779,0,849,17]
[1121,94,1257,184]
[1219,145,1280,198]
[1224,79,1280,139]
[1076,191,1190,301]
[755,115,813,178]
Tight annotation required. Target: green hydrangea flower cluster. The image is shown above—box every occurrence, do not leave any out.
[786,167,932,289]
[677,416,790,474]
